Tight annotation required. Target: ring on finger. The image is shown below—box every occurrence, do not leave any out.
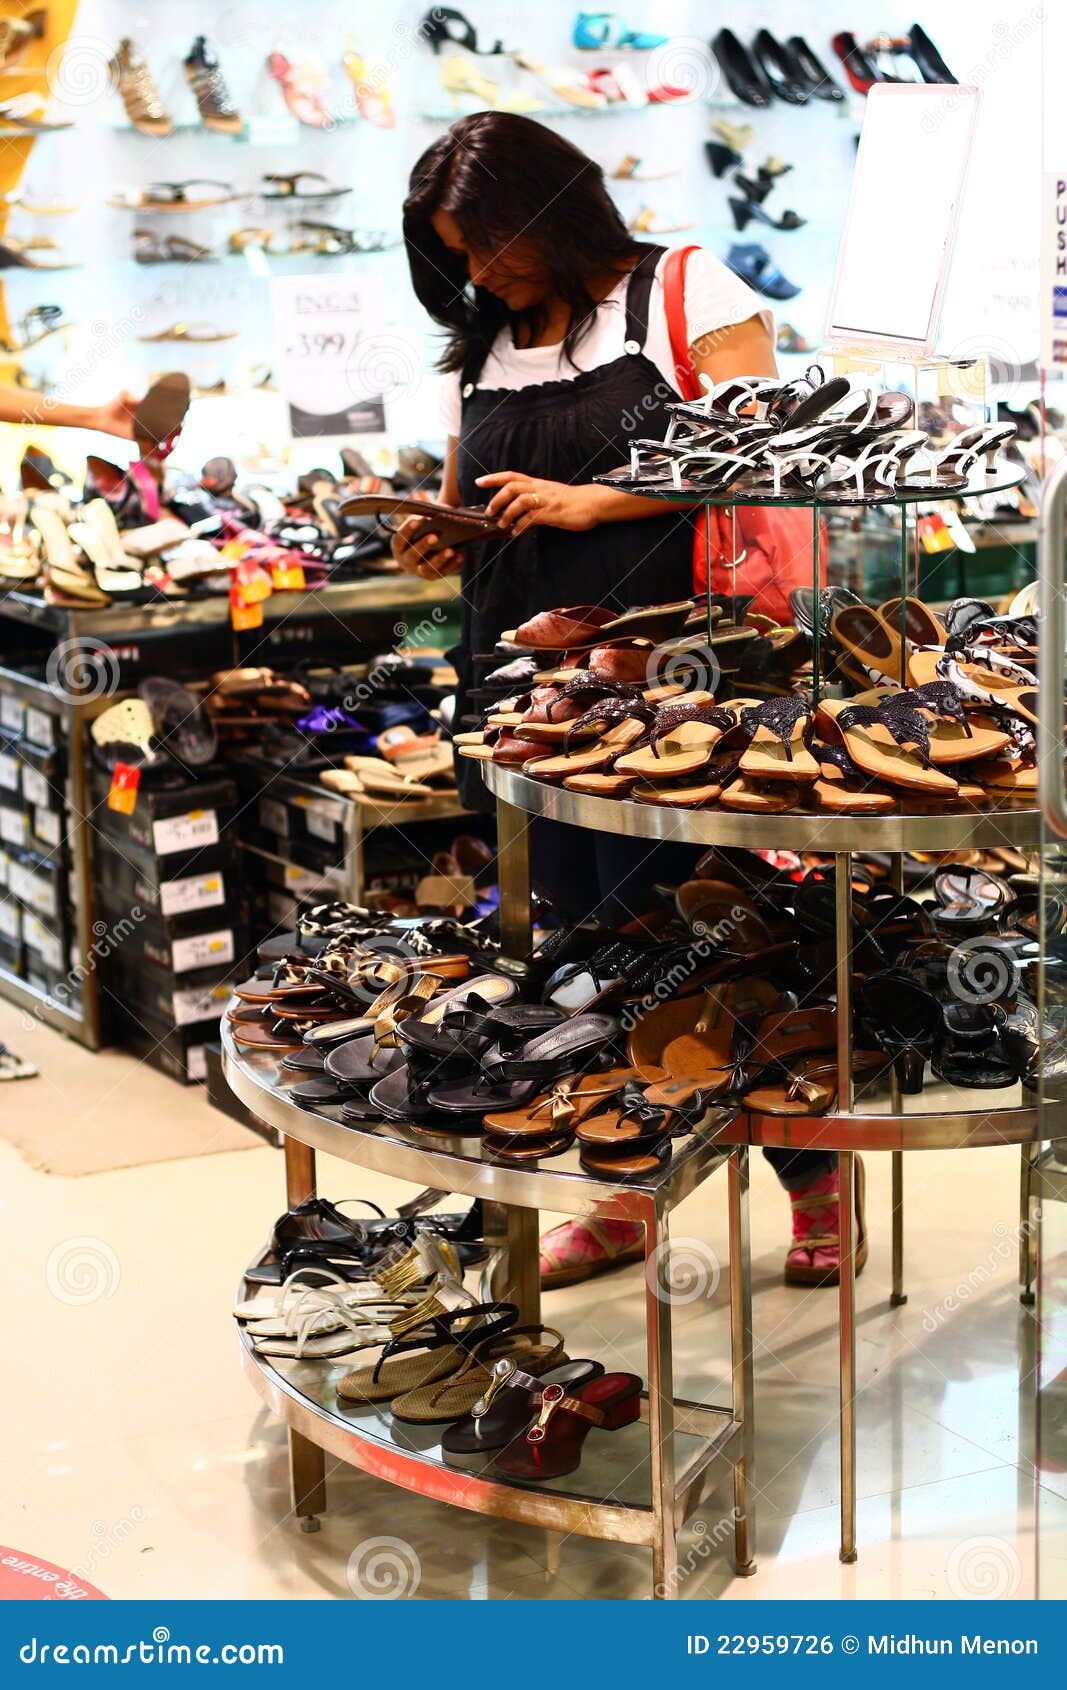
[528,492,540,508]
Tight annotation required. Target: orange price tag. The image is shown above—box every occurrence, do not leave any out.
[230,585,264,630]
[270,562,305,591]
[107,761,141,816]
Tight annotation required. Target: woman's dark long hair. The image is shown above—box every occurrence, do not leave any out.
[403,112,641,373]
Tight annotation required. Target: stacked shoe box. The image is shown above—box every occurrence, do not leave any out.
[234,764,350,933]
[0,691,79,1007]
[90,769,244,1083]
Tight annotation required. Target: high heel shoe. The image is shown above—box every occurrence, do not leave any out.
[858,970,941,1092]
[729,195,806,233]
[832,30,898,94]
[705,140,742,179]
[711,28,774,107]
[751,29,809,104]
[785,36,845,101]
[907,23,957,85]
[493,1370,643,1478]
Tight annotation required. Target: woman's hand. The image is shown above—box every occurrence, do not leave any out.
[89,390,141,439]
[476,472,604,537]
[389,514,462,579]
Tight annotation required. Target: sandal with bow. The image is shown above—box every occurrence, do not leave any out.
[493,1371,644,1480]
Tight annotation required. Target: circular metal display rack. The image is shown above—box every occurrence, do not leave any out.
[483,754,1054,1569]
[223,1023,757,1600]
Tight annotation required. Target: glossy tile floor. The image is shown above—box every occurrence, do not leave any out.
[4,1010,1066,1602]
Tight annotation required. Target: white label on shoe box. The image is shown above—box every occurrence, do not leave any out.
[187,1044,209,1083]
[258,797,289,837]
[0,898,18,939]
[171,928,235,974]
[0,752,19,792]
[282,862,345,895]
[0,809,27,848]
[0,852,8,889]
[24,876,58,920]
[20,765,50,807]
[24,707,54,749]
[21,911,62,969]
[160,872,225,919]
[305,808,341,844]
[1,696,24,734]
[172,982,230,1028]
[33,807,61,849]
[152,808,220,855]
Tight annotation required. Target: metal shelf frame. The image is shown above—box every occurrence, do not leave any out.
[222,1024,756,1599]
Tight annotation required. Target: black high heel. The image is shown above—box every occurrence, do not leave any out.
[711,28,774,107]
[785,35,845,101]
[705,140,742,179]
[858,969,941,1094]
[907,23,957,84]
[751,29,809,104]
[733,171,773,204]
[729,196,806,233]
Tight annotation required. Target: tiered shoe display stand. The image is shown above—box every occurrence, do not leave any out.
[222,996,757,1597]
[0,575,459,1046]
[485,458,1054,1565]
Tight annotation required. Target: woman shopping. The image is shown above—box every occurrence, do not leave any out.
[394,112,855,1293]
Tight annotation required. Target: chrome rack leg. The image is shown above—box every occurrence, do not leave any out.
[644,1196,678,1598]
[1019,1144,1037,1307]
[282,1135,326,1529]
[496,796,532,956]
[341,792,364,904]
[889,854,907,1307]
[728,1147,756,1575]
[835,854,858,1563]
[490,1204,541,1326]
[891,1154,906,1307]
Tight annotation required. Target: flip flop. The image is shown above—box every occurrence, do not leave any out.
[614,702,733,779]
[817,699,959,796]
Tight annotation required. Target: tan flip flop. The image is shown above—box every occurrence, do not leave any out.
[817,699,959,796]
[614,701,733,780]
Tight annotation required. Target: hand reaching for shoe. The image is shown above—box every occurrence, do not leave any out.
[476,472,603,536]
[389,514,463,579]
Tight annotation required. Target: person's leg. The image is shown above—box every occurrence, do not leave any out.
[592,833,702,926]
[529,816,603,926]
[764,1148,865,1286]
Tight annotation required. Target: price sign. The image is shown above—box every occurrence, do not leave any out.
[107,762,141,816]
[271,274,393,438]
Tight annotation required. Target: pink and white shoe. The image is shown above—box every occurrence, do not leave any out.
[540,1217,644,1289]
[784,1157,867,1287]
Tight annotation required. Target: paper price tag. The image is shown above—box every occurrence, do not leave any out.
[160,873,225,919]
[107,762,141,815]
[0,752,18,791]
[20,766,49,806]
[270,562,305,591]
[25,707,54,749]
[230,586,264,631]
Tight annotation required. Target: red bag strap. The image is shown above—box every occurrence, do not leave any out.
[661,244,701,401]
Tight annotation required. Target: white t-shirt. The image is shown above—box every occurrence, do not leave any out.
[438,247,773,437]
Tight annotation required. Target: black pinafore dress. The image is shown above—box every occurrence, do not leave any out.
[452,244,695,809]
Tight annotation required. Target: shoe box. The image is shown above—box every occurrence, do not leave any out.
[88,768,238,858]
[109,1002,220,1085]
[88,768,244,1079]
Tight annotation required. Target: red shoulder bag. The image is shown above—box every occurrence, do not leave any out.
[660,245,825,623]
